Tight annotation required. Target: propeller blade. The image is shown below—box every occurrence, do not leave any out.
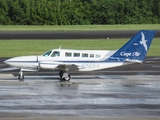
[36,55,39,71]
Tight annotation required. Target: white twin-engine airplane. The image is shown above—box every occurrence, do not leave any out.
[4,30,156,81]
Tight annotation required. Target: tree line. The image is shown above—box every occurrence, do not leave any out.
[0,0,160,25]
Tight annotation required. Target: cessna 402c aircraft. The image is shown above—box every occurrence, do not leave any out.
[4,30,156,81]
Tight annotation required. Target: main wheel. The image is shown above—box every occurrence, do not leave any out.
[63,74,71,81]
[18,74,24,81]
[59,70,64,78]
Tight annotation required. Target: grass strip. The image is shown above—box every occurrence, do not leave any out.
[0,38,159,58]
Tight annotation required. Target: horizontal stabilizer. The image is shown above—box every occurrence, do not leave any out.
[125,59,142,63]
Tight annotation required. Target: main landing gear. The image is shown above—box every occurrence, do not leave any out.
[18,70,24,81]
[59,70,71,81]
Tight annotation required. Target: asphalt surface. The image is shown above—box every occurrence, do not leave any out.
[0,30,160,39]
[0,57,160,119]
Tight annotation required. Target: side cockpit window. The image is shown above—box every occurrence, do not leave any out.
[43,50,52,57]
[51,51,60,57]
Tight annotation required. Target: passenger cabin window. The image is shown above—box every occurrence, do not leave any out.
[43,50,52,57]
[51,51,60,57]
[73,53,80,57]
[96,54,101,58]
[90,54,94,58]
[82,53,88,57]
[65,52,72,57]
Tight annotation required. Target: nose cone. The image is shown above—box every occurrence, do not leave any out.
[4,58,11,65]
[4,58,16,66]
[4,56,29,67]
[4,56,41,68]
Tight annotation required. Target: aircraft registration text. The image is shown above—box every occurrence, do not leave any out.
[82,64,100,69]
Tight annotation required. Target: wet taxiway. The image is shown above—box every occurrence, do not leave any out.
[0,57,160,119]
[0,74,160,119]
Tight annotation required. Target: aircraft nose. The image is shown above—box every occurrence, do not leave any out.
[4,58,12,65]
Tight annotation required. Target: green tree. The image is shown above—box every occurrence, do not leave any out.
[8,0,30,25]
[152,0,160,23]
[0,0,11,24]
[1,0,160,25]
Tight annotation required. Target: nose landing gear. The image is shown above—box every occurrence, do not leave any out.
[18,70,24,81]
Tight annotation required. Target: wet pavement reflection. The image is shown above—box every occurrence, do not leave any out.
[0,75,159,118]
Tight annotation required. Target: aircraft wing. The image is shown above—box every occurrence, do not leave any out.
[56,64,80,71]
[0,67,39,72]
[40,61,81,72]
[0,67,20,72]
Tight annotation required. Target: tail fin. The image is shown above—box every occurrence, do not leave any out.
[108,30,156,62]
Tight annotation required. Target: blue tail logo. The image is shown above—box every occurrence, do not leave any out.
[140,32,148,51]
[108,30,156,62]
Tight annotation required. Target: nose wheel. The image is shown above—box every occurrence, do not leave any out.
[18,71,24,81]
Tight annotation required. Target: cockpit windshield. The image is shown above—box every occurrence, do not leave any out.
[43,50,52,57]
[51,51,60,57]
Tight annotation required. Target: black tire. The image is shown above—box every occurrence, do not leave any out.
[59,70,64,78]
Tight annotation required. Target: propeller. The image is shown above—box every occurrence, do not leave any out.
[36,55,40,71]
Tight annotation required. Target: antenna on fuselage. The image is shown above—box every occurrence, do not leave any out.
[59,45,62,49]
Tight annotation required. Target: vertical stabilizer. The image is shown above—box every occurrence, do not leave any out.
[108,30,156,62]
